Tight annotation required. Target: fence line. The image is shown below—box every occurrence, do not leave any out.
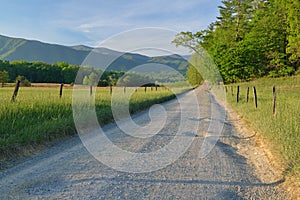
[225,85,283,114]
[7,85,166,103]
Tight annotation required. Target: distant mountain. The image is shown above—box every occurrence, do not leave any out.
[0,35,91,64]
[0,34,189,72]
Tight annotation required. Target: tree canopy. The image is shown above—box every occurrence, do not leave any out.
[174,0,300,83]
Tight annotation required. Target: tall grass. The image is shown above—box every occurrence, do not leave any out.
[0,86,177,155]
[226,75,300,180]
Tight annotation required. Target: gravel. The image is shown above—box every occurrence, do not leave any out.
[0,87,290,199]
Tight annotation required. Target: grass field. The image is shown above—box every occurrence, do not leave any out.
[0,86,180,158]
[225,75,300,182]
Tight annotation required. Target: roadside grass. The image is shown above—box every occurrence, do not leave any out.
[0,86,179,158]
[226,75,300,182]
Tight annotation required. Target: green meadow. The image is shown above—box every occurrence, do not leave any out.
[0,86,177,157]
[226,75,300,181]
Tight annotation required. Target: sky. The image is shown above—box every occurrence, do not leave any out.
[0,0,222,55]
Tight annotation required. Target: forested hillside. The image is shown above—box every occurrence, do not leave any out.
[175,0,300,83]
[0,35,189,73]
[0,35,91,64]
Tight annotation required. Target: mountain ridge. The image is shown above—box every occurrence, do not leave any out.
[0,34,189,72]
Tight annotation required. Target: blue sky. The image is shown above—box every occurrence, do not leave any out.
[0,0,222,51]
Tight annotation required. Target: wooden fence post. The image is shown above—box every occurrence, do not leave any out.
[59,83,64,98]
[156,85,158,91]
[11,80,21,102]
[144,86,147,93]
[246,87,249,103]
[90,85,93,96]
[231,86,234,96]
[110,85,112,95]
[273,86,276,116]
[253,86,258,108]
[236,85,240,103]
[124,87,126,94]
[225,86,227,93]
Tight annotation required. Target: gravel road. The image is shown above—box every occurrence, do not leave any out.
[0,87,289,199]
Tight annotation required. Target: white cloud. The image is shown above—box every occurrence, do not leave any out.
[95,28,192,57]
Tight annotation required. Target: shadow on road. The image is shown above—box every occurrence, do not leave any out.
[71,176,285,187]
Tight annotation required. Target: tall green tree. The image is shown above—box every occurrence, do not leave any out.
[175,0,298,82]
[242,0,295,77]
[0,70,9,87]
[82,76,90,85]
[186,65,202,86]
[201,0,255,82]
[286,0,300,68]
[89,72,99,86]
[16,75,31,86]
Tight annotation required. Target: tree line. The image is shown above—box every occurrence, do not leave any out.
[0,60,125,86]
[174,0,300,83]
[0,59,186,87]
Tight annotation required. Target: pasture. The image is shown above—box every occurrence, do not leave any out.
[226,75,300,182]
[0,86,178,157]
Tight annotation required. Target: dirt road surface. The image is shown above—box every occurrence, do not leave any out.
[0,88,289,199]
